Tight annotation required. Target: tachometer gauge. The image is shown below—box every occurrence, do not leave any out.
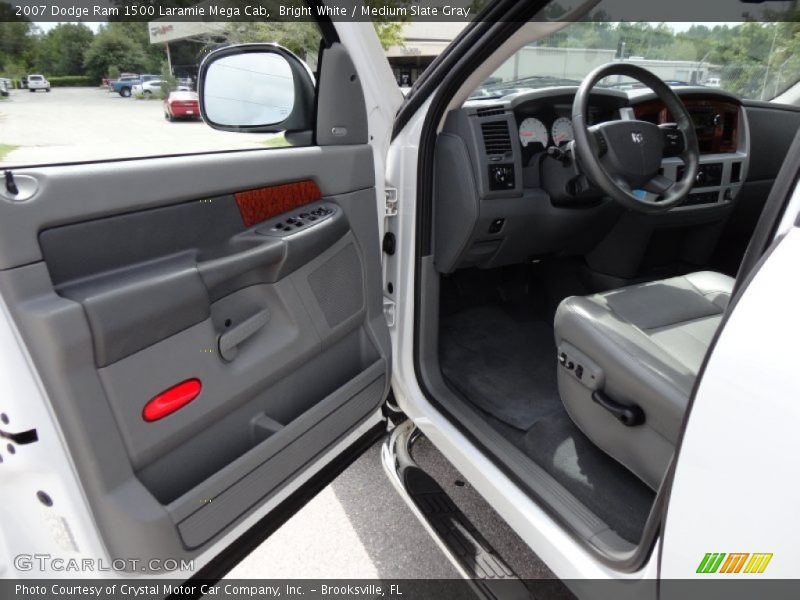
[518,117,548,148]
[551,117,574,145]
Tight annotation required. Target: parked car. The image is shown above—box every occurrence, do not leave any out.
[163,90,200,120]
[111,74,159,97]
[131,80,163,96]
[26,74,50,93]
[0,78,10,97]
[108,75,138,95]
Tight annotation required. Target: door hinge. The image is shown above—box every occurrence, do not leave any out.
[384,187,398,217]
[383,297,397,328]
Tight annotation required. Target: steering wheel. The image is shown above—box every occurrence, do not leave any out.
[572,63,699,213]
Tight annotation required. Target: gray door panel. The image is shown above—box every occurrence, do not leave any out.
[0,148,390,566]
[0,146,373,270]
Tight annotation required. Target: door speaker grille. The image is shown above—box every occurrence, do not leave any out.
[308,243,364,327]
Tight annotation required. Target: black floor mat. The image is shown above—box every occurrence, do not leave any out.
[524,414,655,543]
[439,305,561,431]
[439,301,654,543]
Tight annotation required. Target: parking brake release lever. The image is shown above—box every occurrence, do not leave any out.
[218,308,270,361]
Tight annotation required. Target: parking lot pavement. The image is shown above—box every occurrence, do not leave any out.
[225,435,554,580]
[0,87,272,167]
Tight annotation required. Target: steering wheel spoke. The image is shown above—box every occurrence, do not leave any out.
[612,175,632,194]
[588,125,609,157]
[643,174,674,196]
[659,124,686,158]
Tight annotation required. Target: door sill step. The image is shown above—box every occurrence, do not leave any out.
[381,420,532,599]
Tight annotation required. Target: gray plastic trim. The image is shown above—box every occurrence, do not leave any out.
[316,43,369,146]
[743,102,800,182]
[177,363,385,548]
[39,199,353,367]
[218,308,271,362]
[0,153,391,569]
[432,133,480,274]
[64,253,211,367]
[0,145,374,270]
[38,196,244,287]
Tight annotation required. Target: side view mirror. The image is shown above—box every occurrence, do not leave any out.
[198,43,315,134]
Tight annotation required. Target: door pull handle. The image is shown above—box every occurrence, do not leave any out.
[218,308,270,361]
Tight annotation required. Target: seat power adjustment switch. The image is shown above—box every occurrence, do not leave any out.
[558,342,602,391]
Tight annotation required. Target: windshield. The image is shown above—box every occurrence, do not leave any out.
[472,22,800,101]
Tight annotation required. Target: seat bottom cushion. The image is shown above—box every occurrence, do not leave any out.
[554,271,734,489]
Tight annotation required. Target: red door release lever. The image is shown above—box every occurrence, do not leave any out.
[143,379,202,422]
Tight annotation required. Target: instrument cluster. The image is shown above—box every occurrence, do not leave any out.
[518,116,575,149]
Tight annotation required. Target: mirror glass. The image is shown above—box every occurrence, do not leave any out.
[203,52,295,127]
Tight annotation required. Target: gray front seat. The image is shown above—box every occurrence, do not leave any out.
[554,271,734,490]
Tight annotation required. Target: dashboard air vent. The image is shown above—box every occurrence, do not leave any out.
[481,121,512,155]
[476,106,506,117]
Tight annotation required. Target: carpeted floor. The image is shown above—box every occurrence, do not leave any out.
[439,303,655,544]
[523,414,655,542]
[439,305,561,430]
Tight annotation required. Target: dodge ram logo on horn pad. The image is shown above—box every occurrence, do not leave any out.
[631,132,644,143]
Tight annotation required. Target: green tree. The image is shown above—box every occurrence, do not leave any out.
[361,1,409,49]
[36,23,94,76]
[0,4,35,74]
[196,22,322,70]
[159,60,178,96]
[374,22,405,50]
[83,26,150,80]
[208,20,405,57]
[103,21,165,72]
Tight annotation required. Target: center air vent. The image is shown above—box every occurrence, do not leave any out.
[476,106,505,117]
[481,121,512,156]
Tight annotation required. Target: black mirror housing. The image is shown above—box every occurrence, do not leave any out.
[198,43,315,135]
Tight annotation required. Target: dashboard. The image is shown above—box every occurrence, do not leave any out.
[633,97,740,154]
[433,86,751,274]
[516,100,621,151]
[511,92,627,169]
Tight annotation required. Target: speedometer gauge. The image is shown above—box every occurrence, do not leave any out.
[518,117,548,148]
[551,117,574,145]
